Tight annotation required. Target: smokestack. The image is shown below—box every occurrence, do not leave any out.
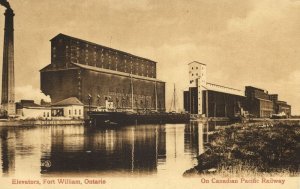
[0,0,10,9]
[1,1,15,116]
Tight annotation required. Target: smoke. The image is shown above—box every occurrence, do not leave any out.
[15,85,51,104]
[0,0,10,9]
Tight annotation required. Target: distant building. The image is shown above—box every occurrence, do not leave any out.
[16,100,51,120]
[244,86,274,118]
[269,94,278,102]
[274,101,291,117]
[184,61,246,118]
[40,34,165,114]
[269,94,291,117]
[245,86,292,118]
[183,62,291,118]
[51,97,84,119]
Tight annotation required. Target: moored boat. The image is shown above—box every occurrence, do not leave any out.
[87,111,190,127]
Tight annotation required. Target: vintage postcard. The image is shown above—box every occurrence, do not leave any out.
[0,0,299,189]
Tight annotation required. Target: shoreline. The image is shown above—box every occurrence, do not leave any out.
[184,119,300,177]
[0,119,84,127]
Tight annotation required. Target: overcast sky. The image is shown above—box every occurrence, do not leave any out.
[0,0,299,114]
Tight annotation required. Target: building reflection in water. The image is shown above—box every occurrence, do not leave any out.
[0,127,48,177]
[0,122,212,177]
[0,129,15,176]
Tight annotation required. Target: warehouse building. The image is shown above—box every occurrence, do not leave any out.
[244,86,291,118]
[183,61,291,118]
[51,97,84,119]
[183,61,246,118]
[40,34,165,114]
[244,86,274,118]
[16,100,51,120]
[273,101,291,117]
[268,94,291,117]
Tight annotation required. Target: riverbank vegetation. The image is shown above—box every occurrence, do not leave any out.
[184,121,300,177]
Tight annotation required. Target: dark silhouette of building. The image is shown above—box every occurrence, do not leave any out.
[269,94,291,117]
[244,86,273,118]
[183,61,246,118]
[40,34,165,112]
[184,87,246,118]
[183,62,291,118]
[202,90,246,118]
[183,91,190,113]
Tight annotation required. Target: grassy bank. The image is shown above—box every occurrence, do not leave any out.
[184,121,300,177]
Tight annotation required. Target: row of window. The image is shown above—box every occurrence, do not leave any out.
[43,112,50,117]
[57,43,156,69]
[191,73,204,77]
[191,66,204,70]
[69,109,82,116]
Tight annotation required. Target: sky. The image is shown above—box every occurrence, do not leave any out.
[0,0,299,114]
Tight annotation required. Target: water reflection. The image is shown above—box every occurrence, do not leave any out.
[1,129,15,175]
[0,122,217,177]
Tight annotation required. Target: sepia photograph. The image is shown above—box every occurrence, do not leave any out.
[0,0,299,189]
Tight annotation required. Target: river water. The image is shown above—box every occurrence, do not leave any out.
[0,122,216,178]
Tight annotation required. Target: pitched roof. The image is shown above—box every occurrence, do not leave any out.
[188,61,206,66]
[52,97,83,106]
[72,63,165,83]
[206,82,245,97]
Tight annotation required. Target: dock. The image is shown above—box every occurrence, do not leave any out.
[0,119,84,127]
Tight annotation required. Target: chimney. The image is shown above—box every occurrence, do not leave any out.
[1,7,15,116]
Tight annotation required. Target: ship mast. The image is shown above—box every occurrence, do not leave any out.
[173,84,176,111]
[155,81,157,111]
[169,83,177,112]
[130,74,134,111]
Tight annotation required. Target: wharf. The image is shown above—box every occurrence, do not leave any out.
[0,119,84,127]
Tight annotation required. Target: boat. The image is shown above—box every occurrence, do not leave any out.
[87,111,190,126]
[87,82,190,127]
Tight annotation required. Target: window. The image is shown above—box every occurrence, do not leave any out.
[79,109,81,115]
[69,110,71,115]
[75,109,77,115]
[47,112,49,117]
[43,112,46,117]
[192,67,193,70]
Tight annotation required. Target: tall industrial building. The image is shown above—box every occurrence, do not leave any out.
[40,34,165,112]
[1,7,15,116]
[184,61,292,118]
[188,61,207,115]
[184,61,245,118]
